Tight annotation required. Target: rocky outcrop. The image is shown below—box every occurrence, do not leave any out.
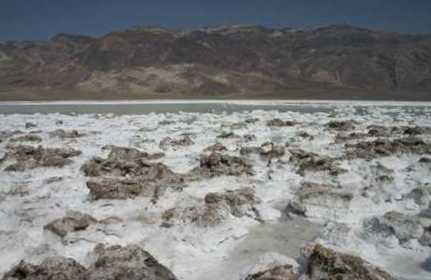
[44,211,97,237]
[159,135,194,149]
[217,131,240,139]
[289,149,345,176]
[49,129,85,139]
[335,132,368,143]
[245,265,298,280]
[266,119,297,127]
[203,143,227,153]
[241,142,285,159]
[327,120,356,131]
[25,122,37,129]
[0,130,23,141]
[405,157,431,172]
[284,200,307,217]
[240,146,261,156]
[87,244,178,280]
[2,244,178,280]
[9,134,42,143]
[401,126,431,136]
[243,244,394,280]
[242,252,299,280]
[297,131,314,140]
[345,137,431,159]
[81,146,165,177]
[204,188,260,218]
[406,186,431,207]
[364,211,424,244]
[82,146,183,201]
[162,204,226,227]
[258,142,285,158]
[367,125,392,137]
[367,125,431,137]
[162,188,259,226]
[2,257,87,280]
[302,244,394,280]
[86,175,182,201]
[192,152,253,177]
[3,145,81,171]
[286,182,353,218]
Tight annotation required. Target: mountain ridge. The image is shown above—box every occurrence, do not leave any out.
[1,24,431,100]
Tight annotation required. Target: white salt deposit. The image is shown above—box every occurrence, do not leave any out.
[0,102,430,279]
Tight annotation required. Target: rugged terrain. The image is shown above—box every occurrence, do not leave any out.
[0,102,430,279]
[1,25,431,100]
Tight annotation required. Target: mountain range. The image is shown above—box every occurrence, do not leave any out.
[1,24,431,100]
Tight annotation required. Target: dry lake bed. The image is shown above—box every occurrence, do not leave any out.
[0,100,431,280]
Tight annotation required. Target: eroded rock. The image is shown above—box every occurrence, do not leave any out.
[0,130,23,141]
[327,120,356,131]
[159,135,194,149]
[44,211,97,237]
[9,134,42,143]
[289,149,345,176]
[290,182,353,217]
[345,137,431,160]
[25,122,37,129]
[162,204,226,227]
[240,142,285,159]
[240,146,261,156]
[2,257,87,280]
[4,145,81,171]
[364,211,424,244]
[243,244,394,280]
[406,186,431,207]
[2,244,178,280]
[99,216,124,225]
[302,244,394,280]
[245,118,259,124]
[81,146,165,177]
[398,126,431,136]
[267,119,296,127]
[405,157,431,172]
[49,129,85,139]
[242,252,299,280]
[88,244,177,280]
[203,143,227,153]
[366,125,431,137]
[419,226,431,247]
[204,187,260,217]
[297,131,314,140]
[259,142,285,158]
[284,200,307,217]
[335,132,368,143]
[192,152,253,177]
[217,131,240,139]
[82,146,183,201]
[87,175,182,201]
[367,125,391,137]
[162,188,259,226]
[243,134,257,142]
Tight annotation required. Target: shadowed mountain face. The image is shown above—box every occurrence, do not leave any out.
[1,24,431,99]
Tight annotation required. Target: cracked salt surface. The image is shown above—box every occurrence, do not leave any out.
[0,102,431,279]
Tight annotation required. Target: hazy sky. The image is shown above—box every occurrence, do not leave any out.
[1,0,431,40]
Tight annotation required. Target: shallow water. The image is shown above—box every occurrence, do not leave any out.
[194,218,320,279]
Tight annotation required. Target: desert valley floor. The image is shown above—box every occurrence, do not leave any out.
[0,101,431,280]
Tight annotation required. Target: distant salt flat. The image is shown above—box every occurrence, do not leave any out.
[1,99,431,106]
